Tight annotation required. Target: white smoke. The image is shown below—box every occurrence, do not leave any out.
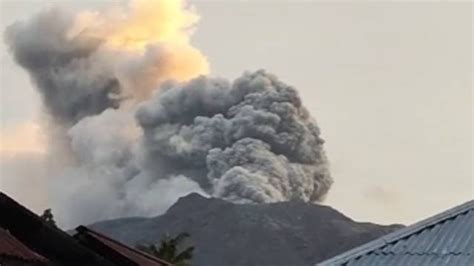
[4,0,332,227]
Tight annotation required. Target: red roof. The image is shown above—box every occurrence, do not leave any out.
[0,227,48,264]
[75,226,171,266]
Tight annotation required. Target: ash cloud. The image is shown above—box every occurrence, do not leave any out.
[136,70,332,204]
[4,0,332,227]
[4,8,120,124]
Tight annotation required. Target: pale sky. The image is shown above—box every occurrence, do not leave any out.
[0,0,472,226]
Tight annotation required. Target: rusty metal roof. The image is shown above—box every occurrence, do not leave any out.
[0,227,48,264]
[0,192,114,266]
[318,200,474,266]
[75,226,171,266]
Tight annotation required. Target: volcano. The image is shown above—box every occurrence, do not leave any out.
[88,193,402,266]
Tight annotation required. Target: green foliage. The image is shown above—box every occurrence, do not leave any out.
[40,208,57,228]
[137,232,194,266]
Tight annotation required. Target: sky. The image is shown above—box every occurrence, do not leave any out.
[0,0,472,226]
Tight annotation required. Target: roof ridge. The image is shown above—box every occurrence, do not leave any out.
[317,200,474,265]
[0,192,113,265]
[75,226,171,265]
[377,250,467,256]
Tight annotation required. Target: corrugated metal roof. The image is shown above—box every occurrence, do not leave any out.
[0,227,48,264]
[318,200,474,266]
[75,226,171,266]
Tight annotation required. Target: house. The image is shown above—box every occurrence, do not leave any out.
[317,200,474,265]
[0,227,48,265]
[74,226,171,266]
[0,192,111,265]
[0,192,171,266]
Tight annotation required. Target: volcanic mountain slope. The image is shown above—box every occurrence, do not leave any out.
[89,193,402,266]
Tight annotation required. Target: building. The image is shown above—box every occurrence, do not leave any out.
[317,200,474,266]
[0,192,111,265]
[0,227,48,266]
[74,226,170,266]
[0,192,171,266]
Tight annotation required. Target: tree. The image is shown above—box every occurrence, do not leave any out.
[40,208,57,228]
[137,232,194,266]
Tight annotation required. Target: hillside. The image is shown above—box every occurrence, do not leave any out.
[90,193,402,266]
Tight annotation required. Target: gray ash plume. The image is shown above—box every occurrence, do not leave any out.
[136,70,332,204]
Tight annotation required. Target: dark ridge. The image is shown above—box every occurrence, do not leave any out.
[90,193,403,266]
